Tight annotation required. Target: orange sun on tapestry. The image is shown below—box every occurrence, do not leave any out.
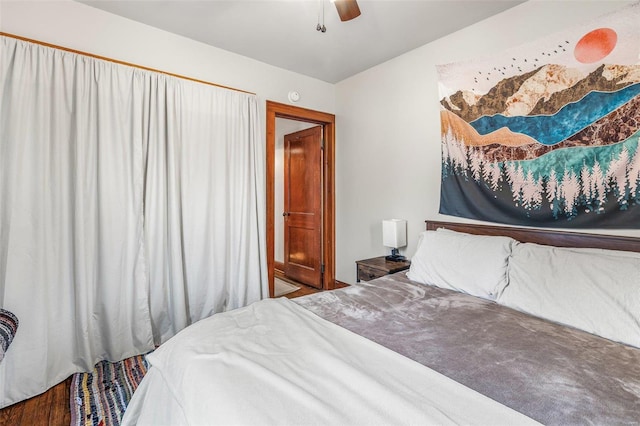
[574,28,617,64]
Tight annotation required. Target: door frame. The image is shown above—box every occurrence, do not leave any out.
[266,100,336,297]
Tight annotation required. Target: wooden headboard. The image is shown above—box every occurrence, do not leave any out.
[425,221,640,253]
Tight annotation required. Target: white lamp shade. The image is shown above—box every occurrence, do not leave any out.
[382,219,407,249]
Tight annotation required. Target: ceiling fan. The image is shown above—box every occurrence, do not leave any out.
[333,0,361,22]
[317,0,361,32]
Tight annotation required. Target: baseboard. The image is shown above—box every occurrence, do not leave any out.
[335,280,350,288]
[274,261,284,274]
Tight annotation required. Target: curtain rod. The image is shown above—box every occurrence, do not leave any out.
[1,32,256,95]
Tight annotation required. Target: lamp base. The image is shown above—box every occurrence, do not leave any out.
[385,254,406,262]
[385,248,405,262]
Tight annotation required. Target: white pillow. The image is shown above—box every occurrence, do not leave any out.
[499,242,640,348]
[407,230,516,300]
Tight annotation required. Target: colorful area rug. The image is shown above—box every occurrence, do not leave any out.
[70,353,150,426]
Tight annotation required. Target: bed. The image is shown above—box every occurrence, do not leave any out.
[122,221,640,425]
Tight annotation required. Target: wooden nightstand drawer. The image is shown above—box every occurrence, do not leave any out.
[355,256,411,282]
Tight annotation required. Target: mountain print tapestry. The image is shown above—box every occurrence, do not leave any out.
[437,3,640,228]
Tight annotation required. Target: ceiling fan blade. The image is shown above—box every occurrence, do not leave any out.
[334,0,361,22]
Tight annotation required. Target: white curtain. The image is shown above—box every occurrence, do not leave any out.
[0,36,267,407]
[143,61,267,344]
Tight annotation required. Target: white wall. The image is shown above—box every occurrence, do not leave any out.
[274,118,317,264]
[0,0,335,120]
[1,0,335,286]
[335,0,639,284]
[4,0,638,286]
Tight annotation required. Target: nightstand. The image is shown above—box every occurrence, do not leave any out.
[355,256,411,282]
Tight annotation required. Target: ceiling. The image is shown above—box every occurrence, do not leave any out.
[79,0,525,83]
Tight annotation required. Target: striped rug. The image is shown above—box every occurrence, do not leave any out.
[0,309,19,363]
[70,354,150,426]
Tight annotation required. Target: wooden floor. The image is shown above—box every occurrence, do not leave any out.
[0,377,72,426]
[276,275,324,298]
[0,280,345,425]
[274,269,349,298]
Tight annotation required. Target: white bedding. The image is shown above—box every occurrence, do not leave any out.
[122,298,537,425]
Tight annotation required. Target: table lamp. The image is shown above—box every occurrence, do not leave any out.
[383,219,407,261]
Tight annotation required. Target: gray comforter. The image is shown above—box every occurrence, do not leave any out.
[294,273,640,425]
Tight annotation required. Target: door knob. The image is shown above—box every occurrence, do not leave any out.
[282,212,290,216]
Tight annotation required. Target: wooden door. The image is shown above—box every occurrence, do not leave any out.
[284,126,323,288]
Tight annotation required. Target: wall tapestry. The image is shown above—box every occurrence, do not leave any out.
[437,3,640,228]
